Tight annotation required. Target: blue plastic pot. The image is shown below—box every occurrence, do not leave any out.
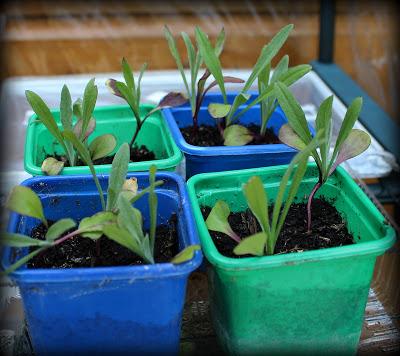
[2,173,202,355]
[162,92,303,179]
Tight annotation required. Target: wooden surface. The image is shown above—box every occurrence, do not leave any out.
[1,0,398,119]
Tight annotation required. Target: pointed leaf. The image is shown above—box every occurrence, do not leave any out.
[103,223,142,257]
[136,62,147,103]
[106,143,130,211]
[45,218,76,241]
[158,92,188,108]
[105,79,123,98]
[79,211,117,239]
[117,194,144,244]
[81,78,98,140]
[1,233,51,247]
[73,98,83,119]
[73,118,96,140]
[41,157,64,176]
[205,200,240,243]
[270,55,289,84]
[195,26,227,102]
[274,82,312,144]
[243,176,270,233]
[7,186,46,226]
[223,125,253,146]
[329,129,371,175]
[278,124,307,150]
[315,95,334,172]
[122,57,135,92]
[214,27,226,57]
[60,85,73,131]
[208,103,231,119]
[89,134,117,161]
[171,245,201,264]
[233,232,267,256]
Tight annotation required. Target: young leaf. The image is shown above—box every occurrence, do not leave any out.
[328,129,371,175]
[7,186,47,226]
[106,143,130,211]
[223,125,253,146]
[270,55,289,84]
[315,95,334,172]
[274,81,312,144]
[208,103,231,119]
[60,85,73,131]
[73,118,96,141]
[157,92,188,108]
[117,194,144,244]
[122,57,135,92]
[79,211,117,239]
[331,97,363,162]
[105,79,124,98]
[233,232,267,256]
[45,218,76,241]
[41,157,64,176]
[243,176,270,233]
[171,245,201,264]
[278,124,307,150]
[1,233,51,247]
[205,200,241,243]
[195,27,227,102]
[214,27,226,57]
[89,134,117,161]
[136,62,148,103]
[73,98,83,119]
[81,78,98,140]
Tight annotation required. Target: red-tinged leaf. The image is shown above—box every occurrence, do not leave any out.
[105,79,123,98]
[328,129,371,175]
[202,76,245,102]
[158,92,188,108]
[73,118,96,140]
[278,123,307,150]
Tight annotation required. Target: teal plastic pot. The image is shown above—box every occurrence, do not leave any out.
[24,104,182,175]
[187,164,395,355]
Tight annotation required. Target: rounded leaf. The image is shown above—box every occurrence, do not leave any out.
[89,134,117,161]
[208,103,231,119]
[41,157,64,176]
[223,125,253,146]
[45,218,76,241]
[278,124,307,150]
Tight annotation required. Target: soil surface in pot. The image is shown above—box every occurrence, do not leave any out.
[47,144,156,167]
[201,199,354,258]
[27,215,178,268]
[181,124,280,146]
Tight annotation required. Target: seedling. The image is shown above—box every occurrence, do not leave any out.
[275,82,371,232]
[1,143,199,274]
[106,58,188,150]
[164,26,244,131]
[26,79,117,175]
[195,24,312,146]
[206,135,321,256]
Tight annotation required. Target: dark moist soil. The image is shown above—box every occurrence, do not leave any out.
[180,124,280,146]
[47,145,156,167]
[201,199,354,258]
[27,215,178,269]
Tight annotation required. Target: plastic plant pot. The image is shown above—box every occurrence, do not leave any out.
[187,163,395,355]
[162,92,308,179]
[2,172,202,355]
[24,104,183,175]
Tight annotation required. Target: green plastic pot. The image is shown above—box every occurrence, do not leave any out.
[187,163,395,355]
[24,104,182,175]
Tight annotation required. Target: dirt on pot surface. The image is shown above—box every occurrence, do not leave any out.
[201,199,354,258]
[27,214,178,269]
[47,144,156,167]
[181,124,280,147]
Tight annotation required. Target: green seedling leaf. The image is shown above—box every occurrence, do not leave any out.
[122,57,135,92]
[214,27,225,57]
[45,218,76,241]
[1,233,51,247]
[106,143,130,211]
[7,186,47,226]
[208,103,231,119]
[270,55,289,84]
[205,200,241,243]
[41,157,64,176]
[73,98,83,119]
[329,129,371,175]
[233,232,267,256]
[195,27,227,102]
[73,117,96,140]
[136,62,147,102]
[117,194,144,244]
[81,78,98,140]
[2,247,47,275]
[25,90,67,153]
[223,125,253,146]
[331,97,363,161]
[164,25,190,95]
[315,95,334,172]
[79,211,117,239]
[243,176,270,233]
[278,124,307,150]
[89,134,117,161]
[60,85,73,131]
[274,82,312,144]
[171,245,201,264]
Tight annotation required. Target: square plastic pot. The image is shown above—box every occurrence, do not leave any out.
[2,172,202,355]
[24,104,183,175]
[187,164,395,355]
[162,92,300,179]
